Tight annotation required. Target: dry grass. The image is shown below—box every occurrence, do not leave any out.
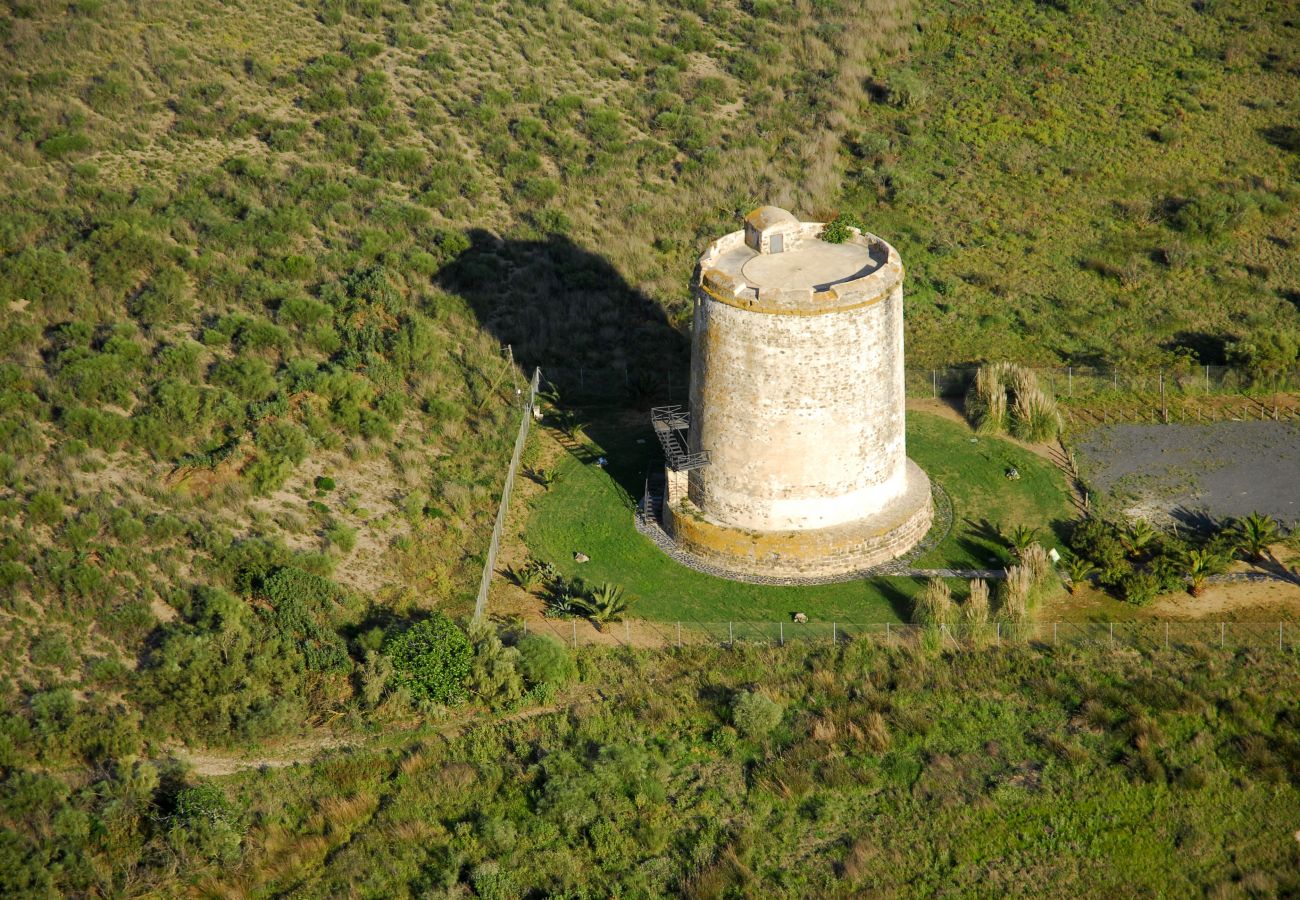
[912,576,955,626]
[967,363,1061,441]
[998,565,1033,624]
[964,578,990,625]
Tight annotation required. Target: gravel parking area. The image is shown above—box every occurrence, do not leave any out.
[1073,421,1300,527]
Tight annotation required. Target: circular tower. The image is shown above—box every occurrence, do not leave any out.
[660,206,932,579]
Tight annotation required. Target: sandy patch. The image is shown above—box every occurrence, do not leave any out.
[1153,577,1300,621]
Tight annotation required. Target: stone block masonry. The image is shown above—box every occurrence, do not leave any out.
[658,206,933,580]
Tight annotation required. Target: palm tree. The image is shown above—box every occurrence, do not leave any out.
[1230,512,1280,564]
[527,467,557,489]
[505,562,542,592]
[1062,556,1096,594]
[1123,520,1157,558]
[575,582,631,628]
[1184,548,1226,597]
[1003,524,1039,555]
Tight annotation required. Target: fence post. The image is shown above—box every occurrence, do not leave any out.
[832,622,837,644]
[729,621,733,645]
[1109,622,1114,646]
[625,619,630,644]
[523,621,528,637]
[932,369,937,399]
[996,622,1001,644]
[1205,364,1210,393]
[779,622,784,647]
[1053,622,1057,645]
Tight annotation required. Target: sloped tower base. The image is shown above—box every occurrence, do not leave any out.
[662,459,933,580]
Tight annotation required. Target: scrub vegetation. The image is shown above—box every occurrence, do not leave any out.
[9,640,1300,896]
[1,0,1298,893]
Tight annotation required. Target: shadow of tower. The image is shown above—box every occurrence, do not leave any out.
[437,229,691,406]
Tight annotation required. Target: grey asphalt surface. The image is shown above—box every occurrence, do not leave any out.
[1073,421,1300,526]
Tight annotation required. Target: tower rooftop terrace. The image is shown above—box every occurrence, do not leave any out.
[697,216,900,315]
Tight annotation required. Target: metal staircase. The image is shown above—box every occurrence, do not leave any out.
[650,406,709,471]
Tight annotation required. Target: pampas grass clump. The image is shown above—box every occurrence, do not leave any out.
[998,565,1033,624]
[912,577,955,626]
[964,578,990,625]
[966,362,1061,441]
[966,362,1011,434]
[1019,542,1054,588]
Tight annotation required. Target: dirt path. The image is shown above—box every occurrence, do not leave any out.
[175,689,600,776]
[172,735,360,777]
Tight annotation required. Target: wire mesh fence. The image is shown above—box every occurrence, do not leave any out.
[518,617,1299,653]
[473,367,541,621]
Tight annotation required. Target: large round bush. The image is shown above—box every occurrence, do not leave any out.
[731,690,784,740]
[516,633,576,688]
[383,613,472,704]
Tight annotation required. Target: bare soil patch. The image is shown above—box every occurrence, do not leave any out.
[1152,579,1300,621]
[1072,421,1300,527]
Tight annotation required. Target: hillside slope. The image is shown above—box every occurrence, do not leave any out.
[1,0,1298,893]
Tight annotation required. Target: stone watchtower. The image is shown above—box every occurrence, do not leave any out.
[653,206,932,579]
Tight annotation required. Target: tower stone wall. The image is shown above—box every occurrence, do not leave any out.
[660,207,932,579]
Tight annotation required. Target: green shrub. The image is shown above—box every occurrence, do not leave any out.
[1171,193,1244,239]
[383,613,472,705]
[465,622,524,708]
[29,632,76,671]
[517,633,576,688]
[1225,332,1299,385]
[325,520,357,554]
[1119,570,1162,606]
[27,491,63,526]
[210,356,277,402]
[260,565,342,634]
[314,475,336,491]
[169,783,244,863]
[260,588,349,673]
[820,212,863,244]
[886,69,928,110]
[38,132,91,159]
[731,690,784,740]
[60,407,130,451]
[0,248,90,317]
[246,421,308,494]
[129,266,192,326]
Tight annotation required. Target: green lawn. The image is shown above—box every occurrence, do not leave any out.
[524,411,1074,623]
